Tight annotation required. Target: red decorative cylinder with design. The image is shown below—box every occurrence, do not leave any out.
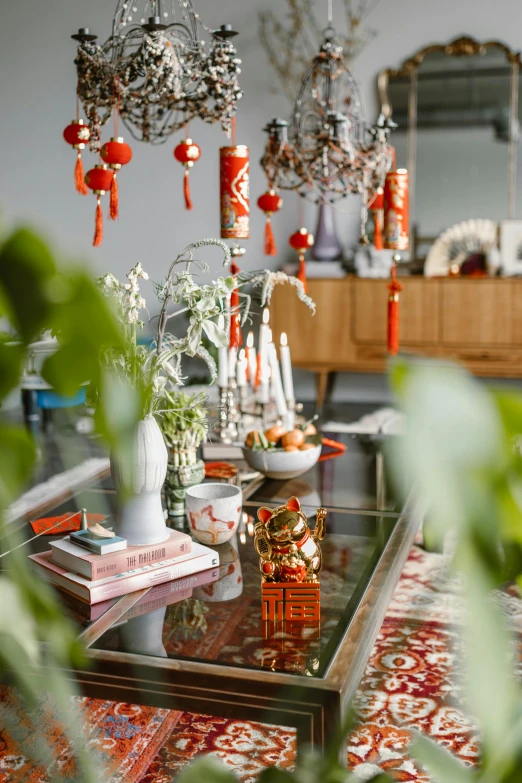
[100,137,133,170]
[63,119,91,149]
[220,145,249,239]
[85,165,113,194]
[383,170,409,251]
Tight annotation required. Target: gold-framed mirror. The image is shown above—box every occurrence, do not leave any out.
[378,36,521,268]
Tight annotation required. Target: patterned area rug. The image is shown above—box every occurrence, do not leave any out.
[1,546,511,782]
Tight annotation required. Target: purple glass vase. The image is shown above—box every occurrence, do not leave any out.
[313,203,342,261]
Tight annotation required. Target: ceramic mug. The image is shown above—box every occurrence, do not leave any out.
[185,483,242,545]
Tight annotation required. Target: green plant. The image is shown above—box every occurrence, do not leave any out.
[160,390,209,464]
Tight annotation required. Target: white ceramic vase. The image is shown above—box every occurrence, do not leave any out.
[110,415,169,546]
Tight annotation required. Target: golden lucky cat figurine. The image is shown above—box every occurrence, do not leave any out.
[254,496,327,583]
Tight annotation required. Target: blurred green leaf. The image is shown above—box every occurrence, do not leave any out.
[0,342,24,399]
[0,424,35,509]
[0,228,56,343]
[257,770,296,782]
[410,733,474,783]
[0,578,38,664]
[175,757,239,783]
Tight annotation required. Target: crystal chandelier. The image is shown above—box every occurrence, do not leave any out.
[259,17,395,242]
[72,0,243,150]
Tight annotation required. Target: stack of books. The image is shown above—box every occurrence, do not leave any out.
[29,528,219,605]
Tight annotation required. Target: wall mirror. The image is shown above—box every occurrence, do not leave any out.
[378,37,521,267]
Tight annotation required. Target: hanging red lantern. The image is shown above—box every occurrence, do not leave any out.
[174,138,201,211]
[63,119,91,196]
[100,137,133,221]
[84,164,114,247]
[289,228,314,292]
[257,190,282,256]
[387,260,403,355]
[220,145,250,239]
[368,187,384,250]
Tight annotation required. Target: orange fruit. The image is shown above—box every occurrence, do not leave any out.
[245,430,262,449]
[300,443,315,451]
[303,423,317,435]
[284,445,299,452]
[281,429,305,449]
[265,425,286,443]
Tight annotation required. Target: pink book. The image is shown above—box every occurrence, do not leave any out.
[29,542,219,604]
[50,528,192,580]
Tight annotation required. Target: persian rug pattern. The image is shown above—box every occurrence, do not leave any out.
[0,546,509,782]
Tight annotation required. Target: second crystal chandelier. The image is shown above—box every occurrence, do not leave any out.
[259,2,395,242]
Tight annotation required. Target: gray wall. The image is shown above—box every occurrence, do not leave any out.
[2,0,522,402]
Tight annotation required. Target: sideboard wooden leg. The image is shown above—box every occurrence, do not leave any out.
[316,371,329,412]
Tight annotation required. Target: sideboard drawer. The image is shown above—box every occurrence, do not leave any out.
[353,279,440,345]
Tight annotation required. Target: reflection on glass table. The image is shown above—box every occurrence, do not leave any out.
[92,509,395,678]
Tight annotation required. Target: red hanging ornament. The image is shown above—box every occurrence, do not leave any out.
[100,137,133,221]
[383,170,409,251]
[257,190,282,256]
[368,188,384,251]
[173,138,201,210]
[289,228,314,292]
[63,120,91,196]
[229,248,244,349]
[220,145,250,239]
[387,260,403,355]
[84,165,113,247]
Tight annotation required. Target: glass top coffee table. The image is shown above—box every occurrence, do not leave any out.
[8,433,421,753]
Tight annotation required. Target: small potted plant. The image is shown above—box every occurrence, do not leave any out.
[160,390,209,516]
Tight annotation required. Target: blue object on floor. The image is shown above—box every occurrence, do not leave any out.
[36,388,87,409]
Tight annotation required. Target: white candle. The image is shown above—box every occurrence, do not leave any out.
[258,308,270,385]
[280,332,295,402]
[269,342,288,418]
[217,314,228,387]
[228,347,237,380]
[259,365,270,404]
[246,331,257,385]
[237,348,248,387]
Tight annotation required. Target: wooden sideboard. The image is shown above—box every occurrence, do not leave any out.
[270,277,522,407]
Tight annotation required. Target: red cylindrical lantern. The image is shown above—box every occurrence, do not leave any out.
[174,139,201,211]
[257,190,282,256]
[220,145,250,239]
[63,119,91,196]
[84,165,113,247]
[383,170,409,251]
[368,187,384,251]
[387,261,403,355]
[100,137,133,221]
[289,227,314,292]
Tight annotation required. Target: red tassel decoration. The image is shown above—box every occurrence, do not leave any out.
[255,352,262,390]
[93,196,103,247]
[387,263,403,355]
[75,152,88,195]
[264,217,277,255]
[229,255,243,349]
[373,213,383,250]
[183,168,193,210]
[297,254,307,293]
[109,174,119,220]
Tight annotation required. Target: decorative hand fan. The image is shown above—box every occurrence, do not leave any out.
[424,219,499,277]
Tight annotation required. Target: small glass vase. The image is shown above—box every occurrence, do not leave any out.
[165,447,205,518]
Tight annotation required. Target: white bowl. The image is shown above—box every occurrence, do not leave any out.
[241,444,322,480]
